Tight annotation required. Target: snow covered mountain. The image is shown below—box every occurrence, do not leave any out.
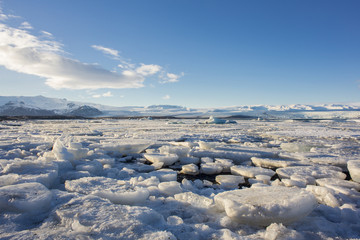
[1,95,360,119]
[0,96,103,117]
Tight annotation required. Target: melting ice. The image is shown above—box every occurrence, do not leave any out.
[0,118,359,239]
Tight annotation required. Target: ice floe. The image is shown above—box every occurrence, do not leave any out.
[214,186,317,226]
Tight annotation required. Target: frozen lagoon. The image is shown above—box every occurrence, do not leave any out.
[0,118,359,239]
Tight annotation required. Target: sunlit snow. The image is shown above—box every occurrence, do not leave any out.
[0,118,359,239]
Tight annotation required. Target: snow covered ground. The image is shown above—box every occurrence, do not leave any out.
[0,118,359,239]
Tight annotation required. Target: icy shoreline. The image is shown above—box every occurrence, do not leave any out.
[0,118,359,239]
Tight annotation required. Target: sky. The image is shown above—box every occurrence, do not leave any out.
[0,0,360,108]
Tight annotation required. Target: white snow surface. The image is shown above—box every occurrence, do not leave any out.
[214,186,318,226]
[0,118,360,239]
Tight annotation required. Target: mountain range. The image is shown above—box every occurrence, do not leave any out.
[1,95,360,120]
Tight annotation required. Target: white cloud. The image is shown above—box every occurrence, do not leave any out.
[92,45,119,58]
[41,31,53,37]
[20,21,33,29]
[163,94,171,100]
[92,91,113,98]
[0,8,19,21]
[0,23,144,89]
[102,91,113,97]
[136,64,162,76]
[160,72,184,84]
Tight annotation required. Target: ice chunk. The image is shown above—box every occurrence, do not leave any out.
[192,148,275,165]
[149,169,177,182]
[174,192,214,209]
[280,143,313,153]
[44,195,172,239]
[255,175,271,184]
[230,165,275,178]
[201,157,214,163]
[65,176,149,205]
[264,223,304,240]
[200,162,223,175]
[180,164,199,175]
[214,186,317,226]
[276,165,346,180]
[167,215,184,225]
[67,145,89,161]
[308,154,348,169]
[290,174,316,185]
[103,142,151,155]
[65,176,123,195]
[215,175,245,189]
[0,182,52,213]
[315,178,360,191]
[305,185,341,208]
[0,174,20,187]
[203,116,236,124]
[75,160,103,175]
[159,145,190,158]
[52,138,74,161]
[214,158,234,172]
[251,157,297,168]
[1,160,58,188]
[282,179,306,188]
[97,158,115,166]
[198,141,217,150]
[93,188,149,205]
[169,141,196,148]
[347,160,360,183]
[143,153,179,166]
[158,181,182,196]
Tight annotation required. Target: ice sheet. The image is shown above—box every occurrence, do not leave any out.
[1,118,359,239]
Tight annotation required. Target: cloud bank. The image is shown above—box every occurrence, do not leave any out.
[0,12,182,90]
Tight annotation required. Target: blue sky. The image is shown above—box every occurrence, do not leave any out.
[0,0,359,108]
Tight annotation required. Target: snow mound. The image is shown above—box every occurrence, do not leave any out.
[347,160,360,183]
[214,186,317,226]
[0,182,52,213]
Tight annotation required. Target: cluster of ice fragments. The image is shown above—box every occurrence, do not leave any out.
[0,119,359,239]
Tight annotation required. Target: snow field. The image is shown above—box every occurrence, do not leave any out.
[0,119,359,239]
